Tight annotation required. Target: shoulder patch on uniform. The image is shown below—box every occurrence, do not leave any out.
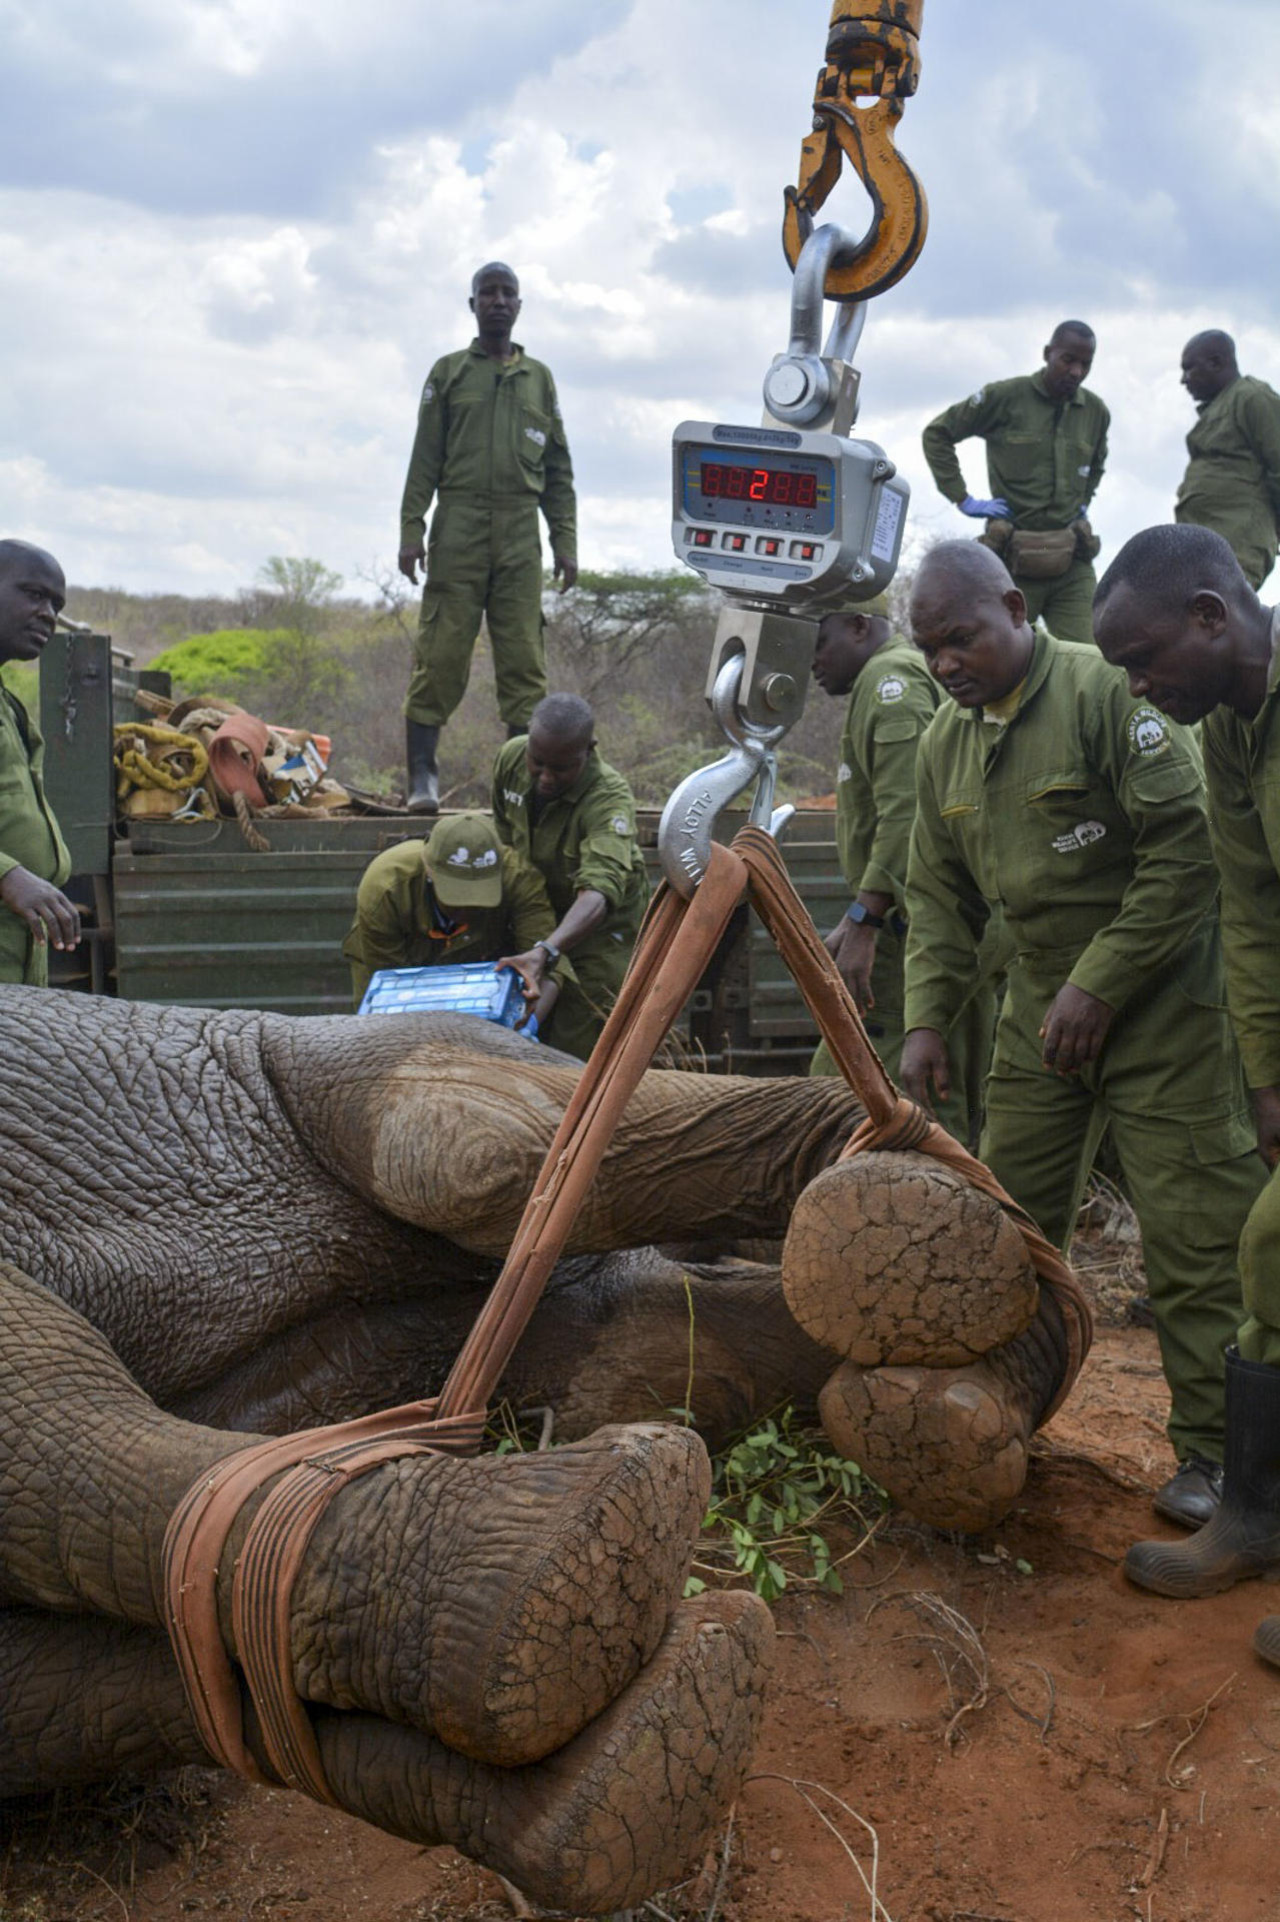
[610,814,630,835]
[1078,464,1091,477]
[1127,706,1171,757]
[876,674,907,705]
[836,760,853,784]
[524,425,547,448]
[421,380,435,404]
[504,787,525,807]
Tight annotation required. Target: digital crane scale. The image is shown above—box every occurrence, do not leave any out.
[671,420,908,611]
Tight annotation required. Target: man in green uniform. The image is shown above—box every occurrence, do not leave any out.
[807,591,993,1144]
[342,811,563,1032]
[1175,330,1280,591]
[398,262,578,813]
[899,540,1265,1527]
[921,321,1109,646]
[1094,525,1280,1637]
[0,540,78,985]
[492,692,649,1061]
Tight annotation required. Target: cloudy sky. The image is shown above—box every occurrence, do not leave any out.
[3,0,1280,597]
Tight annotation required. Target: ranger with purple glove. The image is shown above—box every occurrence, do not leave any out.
[922,321,1109,646]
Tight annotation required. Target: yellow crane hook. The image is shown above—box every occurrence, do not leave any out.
[782,0,929,303]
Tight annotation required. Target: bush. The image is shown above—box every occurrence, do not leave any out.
[149,628,292,695]
[0,661,38,719]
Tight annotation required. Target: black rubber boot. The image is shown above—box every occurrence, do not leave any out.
[406,721,440,815]
[1151,1454,1224,1529]
[1126,1348,1280,1598]
[1254,1616,1280,1669]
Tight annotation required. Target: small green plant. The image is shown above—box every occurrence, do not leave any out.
[688,1406,884,1604]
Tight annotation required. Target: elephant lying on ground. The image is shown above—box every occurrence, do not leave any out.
[0,989,1074,1909]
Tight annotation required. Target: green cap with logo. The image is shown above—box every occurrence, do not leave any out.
[424,812,504,908]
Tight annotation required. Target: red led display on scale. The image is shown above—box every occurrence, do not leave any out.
[700,461,818,509]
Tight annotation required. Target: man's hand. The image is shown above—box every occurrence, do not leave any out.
[900,1027,951,1115]
[0,867,80,951]
[1039,982,1114,1076]
[552,553,578,592]
[823,918,878,1014]
[398,544,425,585]
[495,949,549,1006]
[959,495,1014,521]
[1251,1086,1280,1168]
[528,975,561,1032]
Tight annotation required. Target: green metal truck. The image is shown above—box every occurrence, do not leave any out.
[39,626,843,1071]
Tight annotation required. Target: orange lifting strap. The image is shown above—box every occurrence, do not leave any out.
[162,826,1091,1804]
[782,0,929,302]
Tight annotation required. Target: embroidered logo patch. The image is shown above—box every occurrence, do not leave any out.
[421,381,435,403]
[611,815,630,835]
[836,760,853,784]
[524,426,547,448]
[1127,707,1170,756]
[1051,820,1107,854]
[504,787,525,807]
[876,675,906,704]
[1078,464,1091,477]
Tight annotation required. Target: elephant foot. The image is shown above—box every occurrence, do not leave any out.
[819,1353,1033,1532]
[292,1422,710,1767]
[782,1151,1037,1367]
[317,1591,773,1915]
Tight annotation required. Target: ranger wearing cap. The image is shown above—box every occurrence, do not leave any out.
[343,811,565,1029]
[809,590,995,1143]
[492,691,648,1061]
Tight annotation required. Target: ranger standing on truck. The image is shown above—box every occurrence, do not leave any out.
[342,811,564,1031]
[492,692,648,1061]
[921,321,1109,646]
[1174,330,1280,590]
[0,540,79,985]
[900,539,1265,1529]
[397,263,578,815]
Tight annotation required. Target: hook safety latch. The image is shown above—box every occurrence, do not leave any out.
[782,0,929,303]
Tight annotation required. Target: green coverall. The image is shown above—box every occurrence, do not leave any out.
[1175,375,1280,590]
[342,837,563,1009]
[1201,606,1280,1367]
[0,685,71,987]
[904,629,1266,1462]
[400,341,577,732]
[922,372,1110,646]
[492,737,649,1061]
[809,638,996,1141]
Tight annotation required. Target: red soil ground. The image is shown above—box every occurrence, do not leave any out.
[5,1319,1277,1922]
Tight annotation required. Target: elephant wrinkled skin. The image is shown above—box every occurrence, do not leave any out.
[0,987,1070,1908]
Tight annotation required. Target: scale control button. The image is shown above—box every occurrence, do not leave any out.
[723,533,747,552]
[692,529,714,548]
[790,540,822,561]
[756,537,782,556]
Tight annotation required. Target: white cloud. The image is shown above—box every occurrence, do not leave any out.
[0,0,1279,596]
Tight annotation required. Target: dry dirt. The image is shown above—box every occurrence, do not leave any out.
[5,1305,1279,1922]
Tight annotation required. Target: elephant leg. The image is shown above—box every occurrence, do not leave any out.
[819,1287,1071,1531]
[501,1251,839,1447]
[775,1153,1071,1532]
[0,1606,206,1795]
[0,1595,771,1918]
[0,1265,723,1767]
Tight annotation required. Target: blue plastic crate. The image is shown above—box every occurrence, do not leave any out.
[358,961,537,1037]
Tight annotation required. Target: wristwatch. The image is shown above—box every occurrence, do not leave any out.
[534,939,562,969]
[845,902,885,929]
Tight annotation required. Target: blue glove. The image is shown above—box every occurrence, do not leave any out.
[959,495,1014,520]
